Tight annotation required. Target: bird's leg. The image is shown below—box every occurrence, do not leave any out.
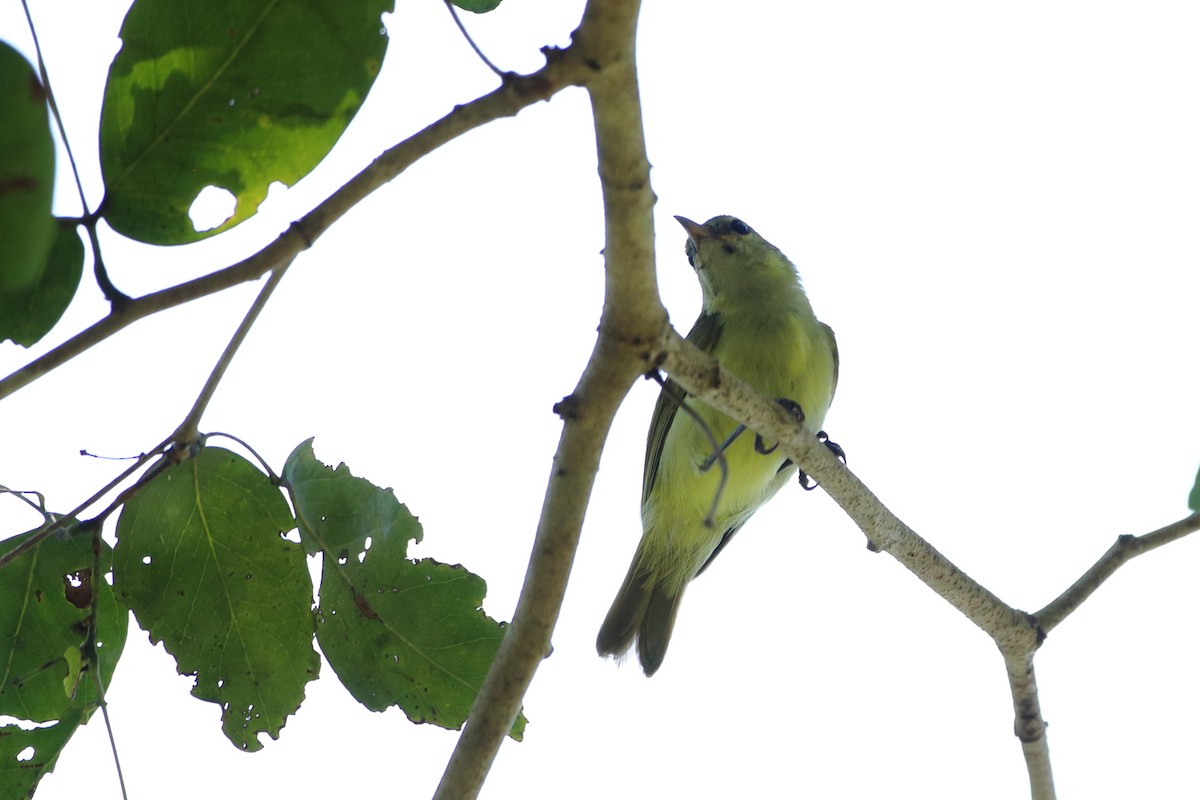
[705,398,811,472]
[797,431,847,491]
[699,424,748,473]
[704,398,807,472]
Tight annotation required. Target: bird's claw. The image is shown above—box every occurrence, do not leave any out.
[797,469,818,490]
[702,398,812,470]
[818,430,846,464]
[753,435,778,455]
[797,431,846,491]
[754,398,806,455]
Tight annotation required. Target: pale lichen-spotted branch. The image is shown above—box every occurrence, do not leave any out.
[1037,512,1200,632]
[660,327,1056,792]
[432,0,659,798]
[659,329,1038,645]
[657,327,1200,800]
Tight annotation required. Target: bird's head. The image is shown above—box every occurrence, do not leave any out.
[674,215,800,311]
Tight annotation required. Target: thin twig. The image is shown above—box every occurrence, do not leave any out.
[97,701,130,800]
[0,487,50,517]
[19,0,90,217]
[1036,511,1200,633]
[77,443,194,533]
[173,264,292,445]
[18,0,126,306]
[204,432,280,483]
[85,223,128,308]
[0,439,170,570]
[444,0,505,77]
[83,518,130,800]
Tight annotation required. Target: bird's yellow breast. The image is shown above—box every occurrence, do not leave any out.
[640,301,836,590]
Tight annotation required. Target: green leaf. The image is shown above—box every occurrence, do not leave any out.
[1189,463,1200,512]
[450,0,503,13]
[0,525,128,799]
[0,707,89,800]
[0,221,85,347]
[99,0,394,244]
[283,437,422,558]
[0,42,55,291]
[113,446,318,751]
[283,440,525,739]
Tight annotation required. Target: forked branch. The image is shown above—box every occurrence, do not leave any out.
[657,327,1199,800]
[433,0,656,797]
[1037,512,1200,632]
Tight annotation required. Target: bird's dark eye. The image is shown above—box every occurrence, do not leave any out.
[729,218,751,235]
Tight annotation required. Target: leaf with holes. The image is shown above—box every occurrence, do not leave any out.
[99,0,393,244]
[0,525,127,798]
[282,440,524,739]
[283,438,421,558]
[113,447,318,751]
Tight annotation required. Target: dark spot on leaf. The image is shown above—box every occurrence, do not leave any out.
[63,570,92,609]
[353,590,379,621]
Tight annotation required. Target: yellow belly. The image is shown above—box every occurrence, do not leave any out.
[640,311,836,591]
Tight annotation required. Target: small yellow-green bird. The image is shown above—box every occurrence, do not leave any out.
[596,214,839,676]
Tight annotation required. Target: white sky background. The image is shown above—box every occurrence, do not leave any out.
[3,1,1200,798]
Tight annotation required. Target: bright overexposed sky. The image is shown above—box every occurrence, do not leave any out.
[3,2,1200,798]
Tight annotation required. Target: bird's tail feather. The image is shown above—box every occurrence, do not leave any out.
[636,585,682,676]
[596,557,650,661]
[597,552,683,677]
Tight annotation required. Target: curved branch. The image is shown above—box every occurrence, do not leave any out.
[1036,511,1200,632]
[433,1,659,797]
[0,43,596,401]
[660,329,1038,650]
[172,263,291,445]
[0,229,308,399]
[658,329,1056,798]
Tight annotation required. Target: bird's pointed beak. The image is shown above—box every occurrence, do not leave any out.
[674,215,709,243]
